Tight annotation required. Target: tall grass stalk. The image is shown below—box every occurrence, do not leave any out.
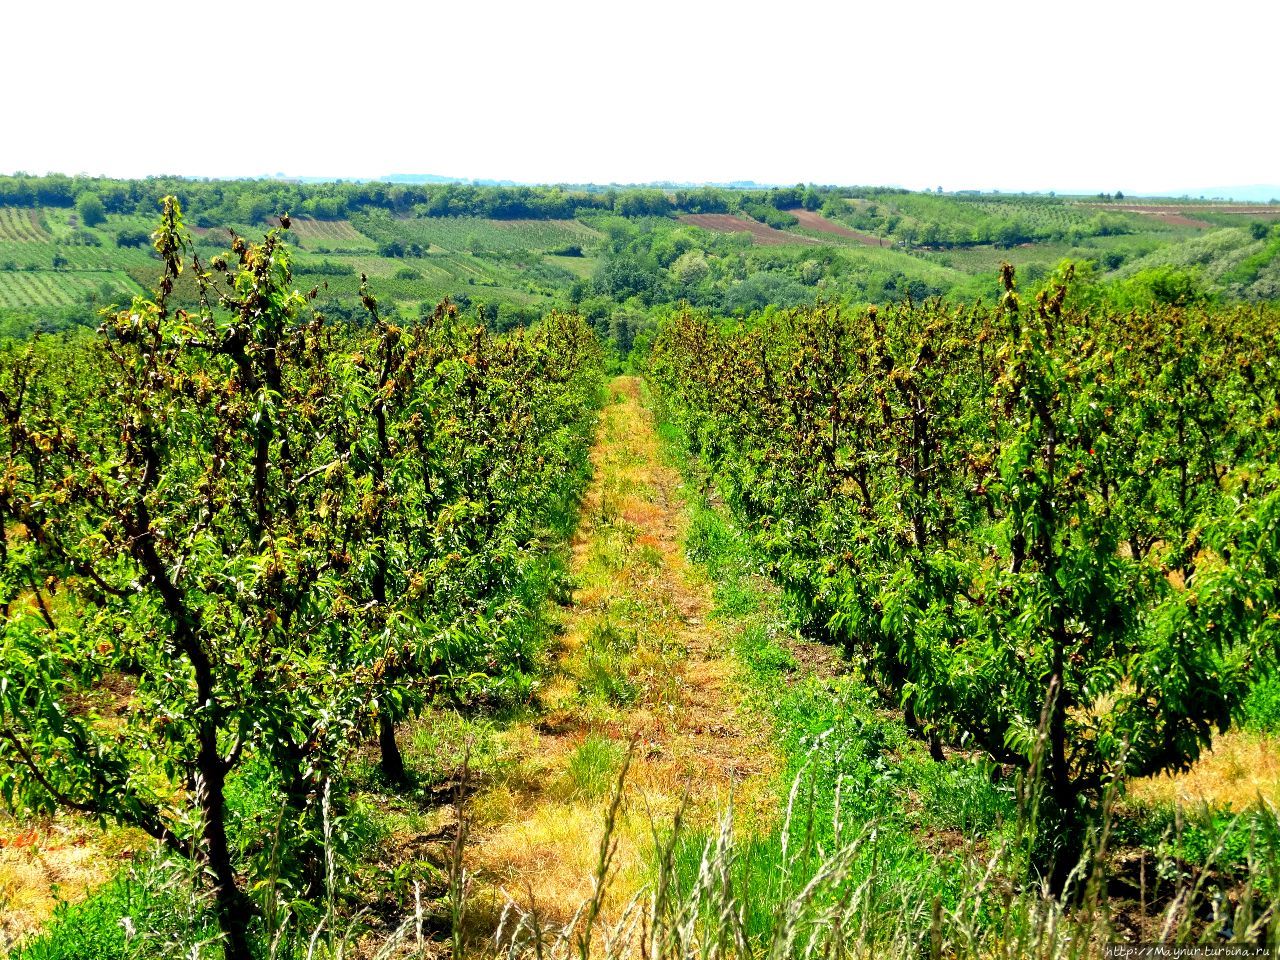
[482,748,1280,960]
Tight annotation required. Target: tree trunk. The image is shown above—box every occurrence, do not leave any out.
[929,733,946,763]
[380,713,406,783]
[1045,660,1084,897]
[1046,801,1086,898]
[200,768,253,960]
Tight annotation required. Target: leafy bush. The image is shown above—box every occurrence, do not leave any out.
[740,201,798,230]
[1244,677,1280,732]
[73,192,105,228]
[296,257,355,276]
[113,228,149,248]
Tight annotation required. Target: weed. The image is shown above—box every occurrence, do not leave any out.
[563,736,627,801]
[579,653,638,708]
[915,756,1017,836]
[9,853,219,960]
[736,622,797,679]
[574,621,639,708]
[408,710,500,788]
[492,761,1280,960]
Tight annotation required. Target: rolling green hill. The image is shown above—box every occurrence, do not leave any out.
[1,175,1276,342]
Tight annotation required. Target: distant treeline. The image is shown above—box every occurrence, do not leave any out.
[0,174,1162,252]
[0,174,828,226]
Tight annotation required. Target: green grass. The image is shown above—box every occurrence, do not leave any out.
[10,862,218,960]
[11,874,153,960]
[545,253,598,278]
[563,734,627,800]
[575,619,639,707]
[406,708,502,786]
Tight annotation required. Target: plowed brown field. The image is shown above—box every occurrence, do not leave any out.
[677,213,816,246]
[790,209,887,246]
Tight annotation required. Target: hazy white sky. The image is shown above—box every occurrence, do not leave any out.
[3,0,1275,193]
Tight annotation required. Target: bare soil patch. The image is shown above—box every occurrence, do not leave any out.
[678,213,816,246]
[790,209,887,246]
[1110,207,1214,228]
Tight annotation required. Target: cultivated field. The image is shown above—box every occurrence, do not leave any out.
[544,252,596,278]
[1089,205,1215,228]
[0,270,139,308]
[0,208,50,242]
[0,240,157,272]
[789,208,887,245]
[357,215,603,254]
[276,216,377,250]
[1077,202,1280,226]
[677,212,817,245]
[0,207,604,325]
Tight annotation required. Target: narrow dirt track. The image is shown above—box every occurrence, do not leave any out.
[461,375,777,928]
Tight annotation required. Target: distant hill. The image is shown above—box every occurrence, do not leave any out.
[270,176,1280,201]
[1170,185,1280,203]
[381,173,523,187]
[380,173,466,184]
[288,174,782,190]
[376,176,780,190]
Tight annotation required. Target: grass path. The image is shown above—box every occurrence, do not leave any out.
[459,375,778,930]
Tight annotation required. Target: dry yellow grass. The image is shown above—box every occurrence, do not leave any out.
[461,376,779,928]
[1130,730,1280,811]
[0,814,143,950]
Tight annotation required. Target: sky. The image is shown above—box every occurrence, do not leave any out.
[3,0,1276,195]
